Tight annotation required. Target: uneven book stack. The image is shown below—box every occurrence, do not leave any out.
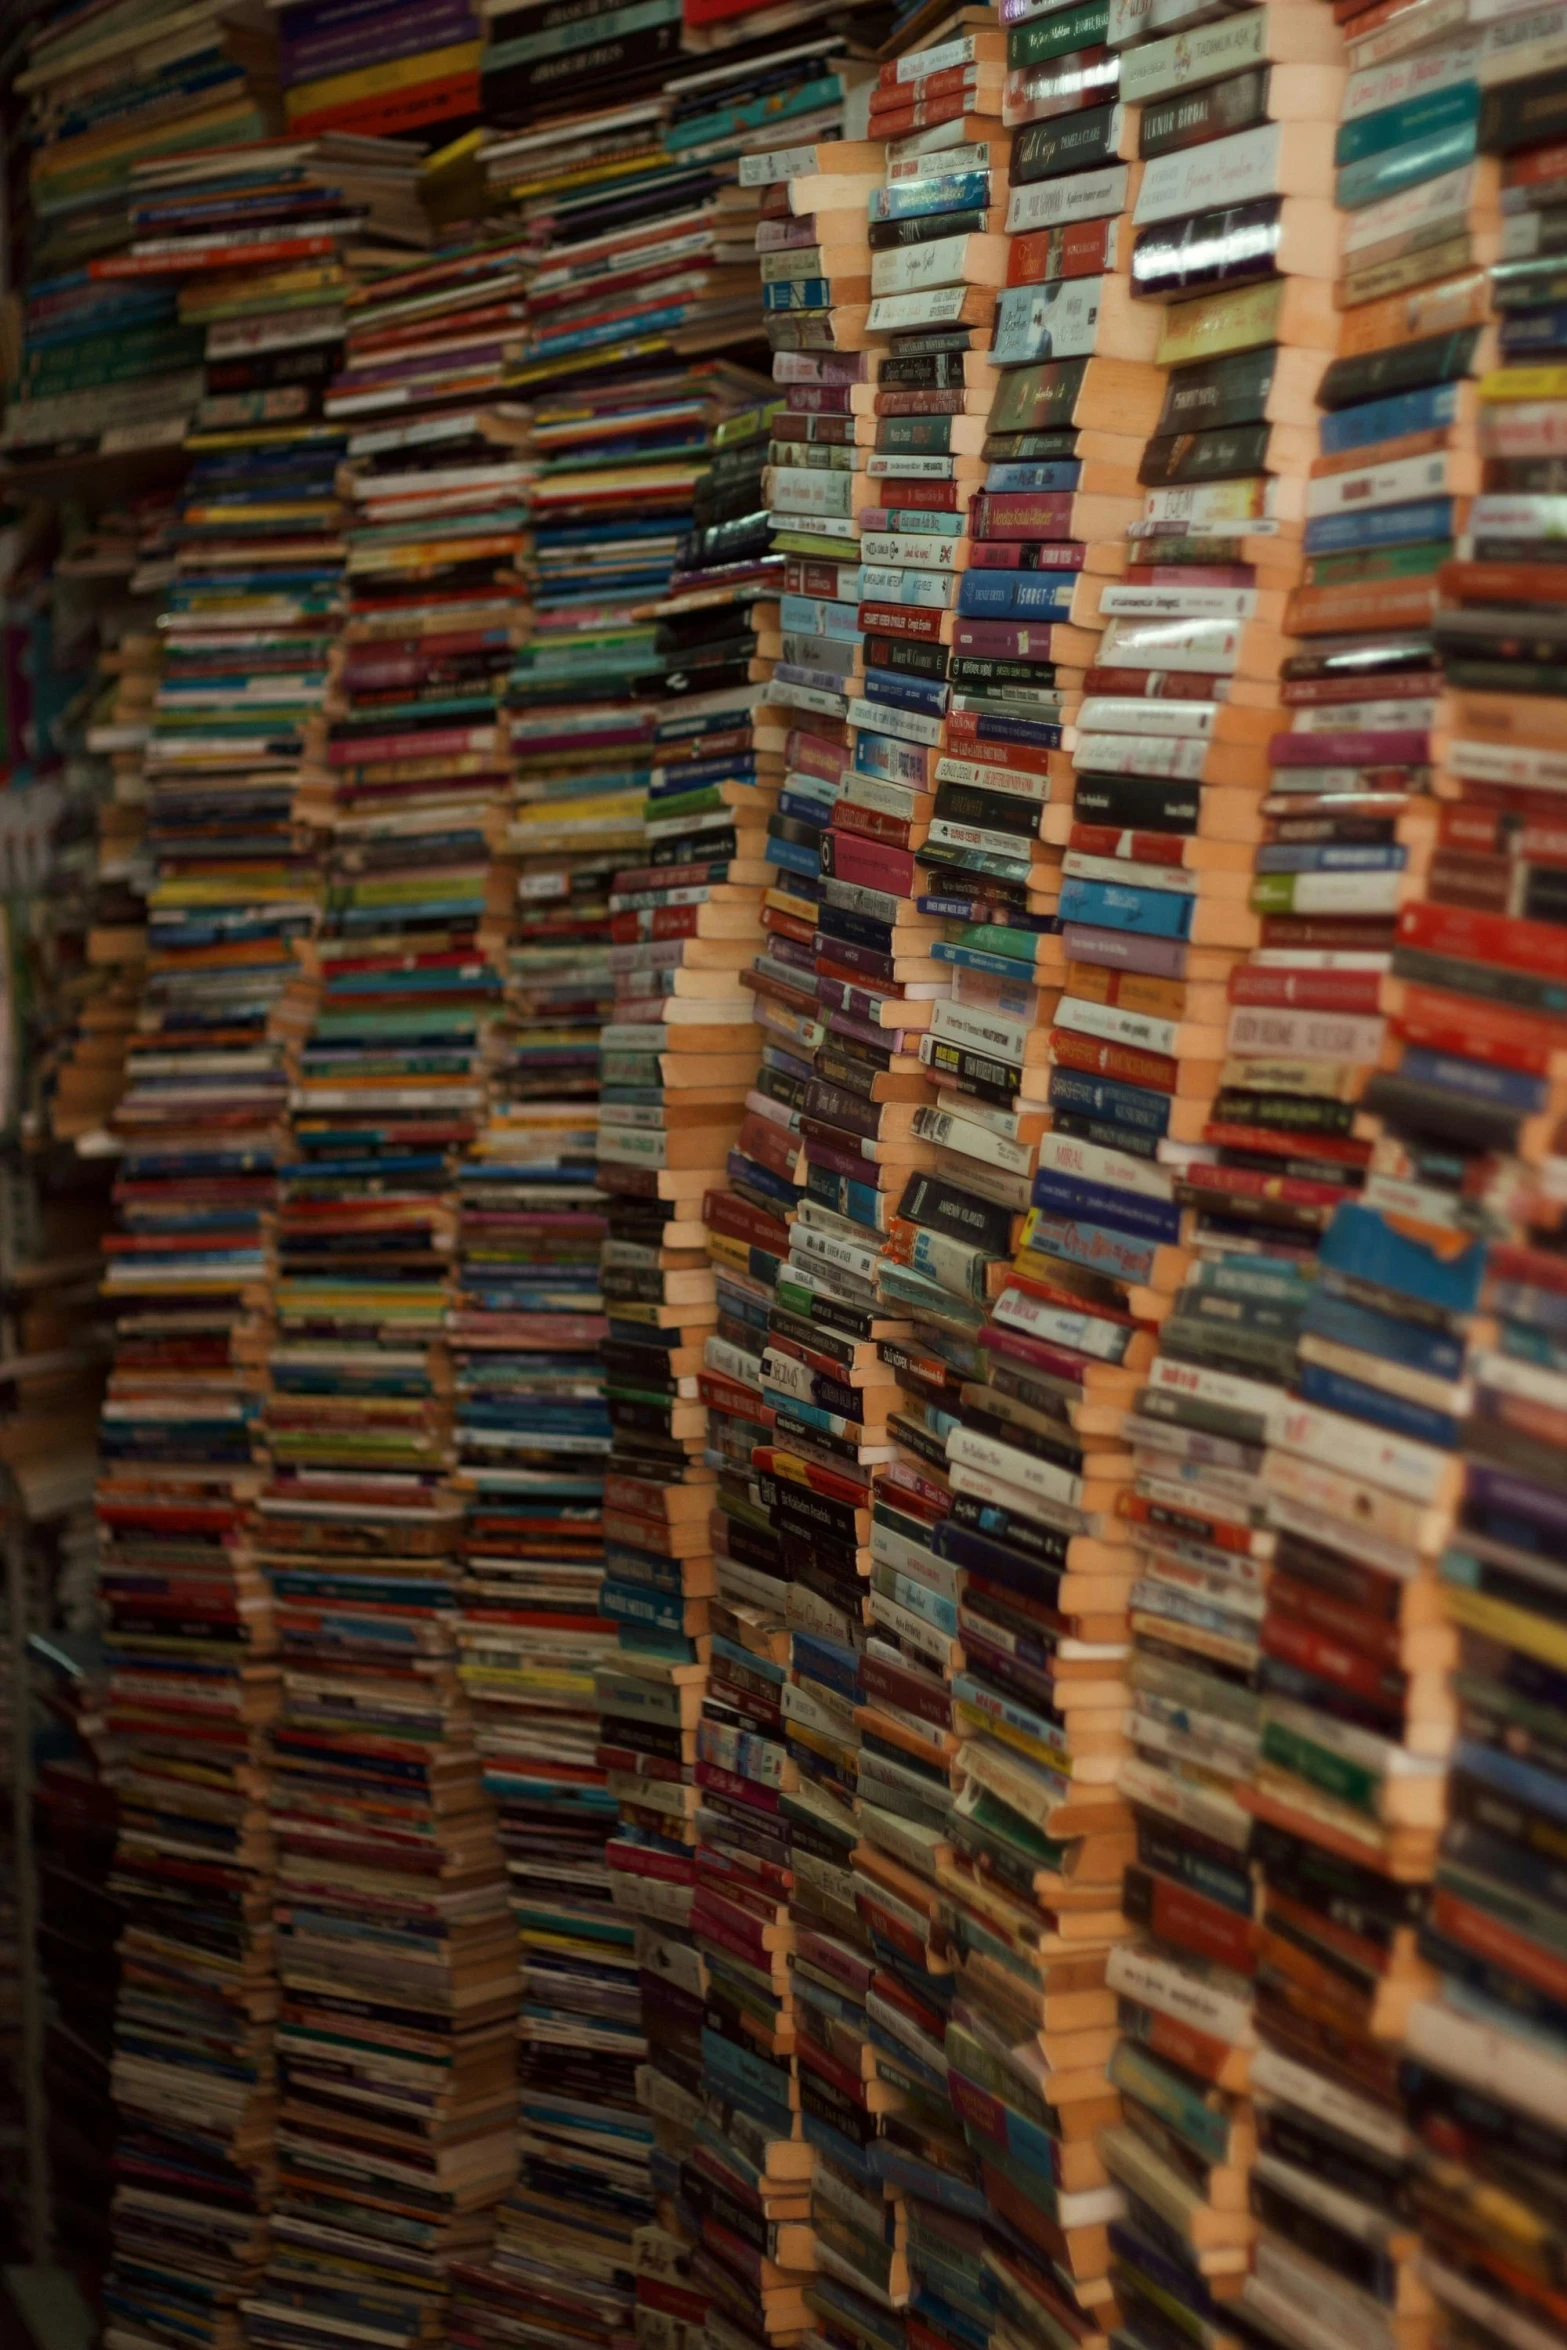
[1332,12,1567,2348]
[5,0,269,475]
[478,76,772,2350]
[727,163,890,2330]
[1070,0,1353,2328]
[54,497,181,1147]
[244,244,525,2350]
[593,497,775,2349]
[878,10,1147,2340]
[275,0,483,144]
[91,258,354,2350]
[1204,9,1487,2348]
[29,1627,124,2281]
[446,450,638,2350]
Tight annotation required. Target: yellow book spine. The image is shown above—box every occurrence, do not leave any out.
[1446,1585,1567,1674]
[283,37,480,121]
[1155,278,1287,369]
[33,98,263,191]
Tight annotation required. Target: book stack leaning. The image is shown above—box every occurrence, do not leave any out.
[1328,8,1567,2347]
[90,144,361,2350]
[244,236,525,2350]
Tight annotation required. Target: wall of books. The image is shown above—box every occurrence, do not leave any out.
[8,0,1567,2342]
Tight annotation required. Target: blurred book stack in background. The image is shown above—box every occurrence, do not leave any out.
[244,219,527,2350]
[1342,5,1567,2345]
[92,434,337,2350]
[273,0,483,143]
[1085,0,1349,2326]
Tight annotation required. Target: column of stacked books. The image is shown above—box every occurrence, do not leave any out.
[867,13,1154,2342]
[242,244,527,2350]
[272,0,482,146]
[90,162,361,2350]
[1046,0,1362,2328]
[63,496,183,1148]
[612,410,787,2350]
[476,96,718,2350]
[478,76,772,2350]
[1333,18,1567,2349]
[3,0,271,477]
[737,90,938,2350]
[810,46,1024,2350]
[663,67,876,2350]
[592,485,775,2348]
[446,452,640,2350]
[1189,8,1515,2347]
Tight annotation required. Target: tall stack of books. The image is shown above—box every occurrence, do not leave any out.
[244,246,524,2350]
[1321,11,1567,2347]
[864,20,1149,2343]
[92,220,355,2350]
[448,528,640,2350]
[274,0,483,143]
[592,557,771,2275]
[6,0,269,475]
[1215,8,1483,2346]
[477,78,773,2350]
[55,495,181,1149]
[1005,0,1426,2335]
[626,396,792,2350]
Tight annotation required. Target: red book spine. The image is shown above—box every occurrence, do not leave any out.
[1398,896,1567,980]
[1227,968,1383,1010]
[1141,1871,1255,1975]
[1049,1025,1177,1094]
[1069,823,1185,865]
[1007,217,1113,286]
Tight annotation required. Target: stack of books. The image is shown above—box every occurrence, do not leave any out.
[273,0,483,143]
[483,0,681,126]
[851,23,1145,2344]
[1316,7,1567,2345]
[485,75,775,2350]
[243,235,525,2350]
[1065,0,1347,2322]
[50,495,182,1148]
[93,320,350,2350]
[6,0,270,473]
[449,560,641,2350]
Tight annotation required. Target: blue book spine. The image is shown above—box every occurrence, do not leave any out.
[778,790,835,827]
[1397,1046,1547,1112]
[763,838,821,880]
[1057,877,1194,938]
[1335,119,1477,209]
[1315,1203,1484,1316]
[780,594,858,639]
[1334,79,1479,167]
[855,729,927,782]
[789,1630,862,1701]
[1501,308,1567,355]
[1030,1169,1183,1242]
[876,508,966,535]
[1448,1733,1567,1827]
[871,170,994,218]
[961,708,1066,749]
[762,278,831,311]
[957,571,1080,618]
[984,460,1083,490]
[1303,495,1455,554]
[1295,1362,1458,1449]
[1253,842,1408,872]
[1303,1287,1464,1380]
[1049,1067,1171,1134]
[865,668,949,716]
[931,942,1035,980]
